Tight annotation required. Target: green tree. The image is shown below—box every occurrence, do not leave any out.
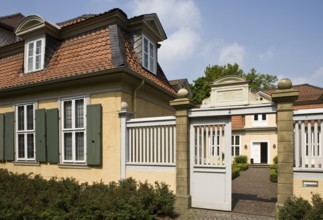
[190,63,278,104]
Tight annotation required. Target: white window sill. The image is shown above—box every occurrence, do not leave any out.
[13,161,40,166]
[58,164,91,169]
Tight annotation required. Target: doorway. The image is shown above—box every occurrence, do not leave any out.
[251,142,268,164]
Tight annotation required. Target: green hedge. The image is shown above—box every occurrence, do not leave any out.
[270,168,277,182]
[279,194,323,220]
[270,156,278,183]
[232,164,240,179]
[237,163,249,171]
[234,155,248,164]
[0,169,175,220]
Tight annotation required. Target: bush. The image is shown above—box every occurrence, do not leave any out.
[0,169,175,219]
[237,163,249,171]
[232,164,240,179]
[234,155,248,164]
[305,194,323,220]
[273,155,278,164]
[270,156,278,182]
[269,168,277,182]
[278,197,311,220]
[278,194,323,220]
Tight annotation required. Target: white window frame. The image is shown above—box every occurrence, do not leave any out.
[232,135,240,157]
[24,36,45,73]
[142,35,156,74]
[61,97,87,164]
[253,113,268,127]
[15,103,36,161]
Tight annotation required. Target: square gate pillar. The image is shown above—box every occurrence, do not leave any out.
[272,79,299,212]
[170,91,193,211]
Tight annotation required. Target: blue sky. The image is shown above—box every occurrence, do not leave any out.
[1,0,323,87]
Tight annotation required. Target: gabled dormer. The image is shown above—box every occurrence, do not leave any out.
[15,15,60,73]
[128,13,167,75]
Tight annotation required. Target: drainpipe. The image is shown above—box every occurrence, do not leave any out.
[133,80,144,118]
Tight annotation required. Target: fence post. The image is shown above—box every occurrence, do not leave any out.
[118,102,133,180]
[170,89,193,210]
[272,79,299,212]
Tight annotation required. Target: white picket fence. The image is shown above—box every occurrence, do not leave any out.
[126,116,176,165]
[193,124,225,166]
[294,109,323,169]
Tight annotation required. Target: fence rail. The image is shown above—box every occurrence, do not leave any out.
[294,109,323,169]
[126,116,176,165]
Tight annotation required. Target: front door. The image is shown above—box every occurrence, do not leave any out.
[251,142,268,164]
[190,116,232,211]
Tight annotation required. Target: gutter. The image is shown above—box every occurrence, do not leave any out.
[133,79,144,118]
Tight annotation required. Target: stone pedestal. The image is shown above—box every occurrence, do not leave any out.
[170,96,193,210]
[272,79,299,212]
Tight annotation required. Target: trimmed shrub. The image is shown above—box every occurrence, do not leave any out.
[234,155,248,164]
[237,163,249,171]
[0,169,175,219]
[270,156,278,182]
[269,168,277,182]
[232,164,240,179]
[273,155,278,164]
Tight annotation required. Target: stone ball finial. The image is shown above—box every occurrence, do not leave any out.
[120,101,128,110]
[177,88,189,98]
[278,78,292,90]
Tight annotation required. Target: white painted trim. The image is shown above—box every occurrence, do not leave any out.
[294,170,323,179]
[15,102,36,161]
[60,96,87,164]
[189,104,276,118]
[127,116,176,127]
[126,165,176,172]
[24,35,46,73]
[142,34,157,74]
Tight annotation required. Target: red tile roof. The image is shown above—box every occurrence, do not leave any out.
[232,115,245,130]
[0,10,176,95]
[263,84,323,106]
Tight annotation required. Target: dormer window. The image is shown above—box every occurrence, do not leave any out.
[253,113,267,126]
[142,35,156,74]
[25,37,45,73]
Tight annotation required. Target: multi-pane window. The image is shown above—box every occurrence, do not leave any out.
[16,104,35,160]
[232,135,240,157]
[25,38,44,73]
[62,98,86,163]
[142,35,156,73]
[253,113,267,126]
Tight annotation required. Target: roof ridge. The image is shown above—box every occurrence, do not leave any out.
[58,8,127,28]
[292,83,323,90]
[0,13,24,20]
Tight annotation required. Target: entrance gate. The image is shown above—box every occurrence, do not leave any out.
[190,116,232,211]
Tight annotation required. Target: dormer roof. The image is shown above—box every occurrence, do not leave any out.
[15,15,60,38]
[0,9,175,96]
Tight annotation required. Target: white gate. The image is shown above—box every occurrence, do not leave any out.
[190,116,232,211]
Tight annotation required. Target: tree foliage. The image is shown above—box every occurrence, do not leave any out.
[190,63,278,104]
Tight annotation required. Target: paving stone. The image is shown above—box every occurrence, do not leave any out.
[175,167,277,219]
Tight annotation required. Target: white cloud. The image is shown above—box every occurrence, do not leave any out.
[159,27,199,63]
[259,48,274,62]
[129,0,200,30]
[218,43,246,66]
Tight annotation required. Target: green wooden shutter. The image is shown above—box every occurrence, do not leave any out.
[0,114,4,161]
[87,104,102,165]
[46,109,59,163]
[4,112,14,161]
[36,109,46,162]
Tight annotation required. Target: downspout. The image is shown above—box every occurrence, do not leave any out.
[133,80,145,118]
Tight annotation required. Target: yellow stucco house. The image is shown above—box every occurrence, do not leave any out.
[0,9,178,184]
